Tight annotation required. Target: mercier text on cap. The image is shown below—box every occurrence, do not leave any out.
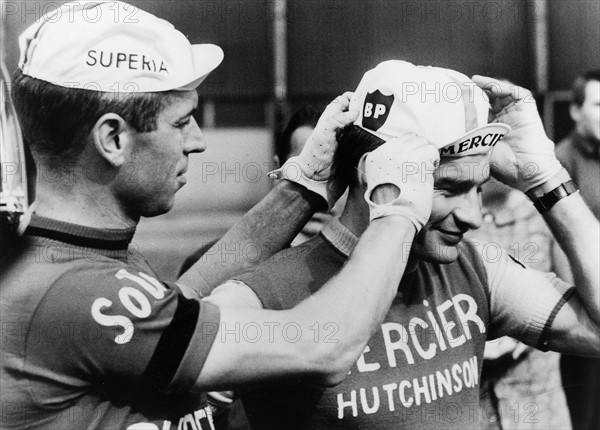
[350,60,511,158]
[18,1,224,92]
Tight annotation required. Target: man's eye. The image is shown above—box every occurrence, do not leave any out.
[175,120,191,129]
[434,186,466,197]
[433,187,452,195]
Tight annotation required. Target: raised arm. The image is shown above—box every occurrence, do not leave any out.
[540,191,600,354]
[474,75,600,355]
[178,93,357,295]
[178,181,322,295]
[193,135,440,390]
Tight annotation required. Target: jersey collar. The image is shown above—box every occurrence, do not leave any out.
[321,217,420,276]
[24,214,136,250]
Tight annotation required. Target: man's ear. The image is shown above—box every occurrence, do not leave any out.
[356,153,369,188]
[90,113,130,167]
[569,103,581,123]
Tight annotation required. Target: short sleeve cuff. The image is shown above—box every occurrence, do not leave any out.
[168,300,221,391]
[536,287,576,351]
[519,274,573,347]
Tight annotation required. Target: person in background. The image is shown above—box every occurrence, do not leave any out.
[180,104,346,272]
[555,69,600,430]
[556,70,600,217]
[275,104,348,245]
[470,171,571,429]
[275,105,323,169]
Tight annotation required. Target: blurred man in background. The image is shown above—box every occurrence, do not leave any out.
[556,69,600,430]
[277,105,324,244]
[275,104,347,245]
[275,105,323,169]
[179,104,332,272]
[180,104,347,272]
[556,70,600,217]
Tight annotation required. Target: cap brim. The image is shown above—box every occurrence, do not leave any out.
[439,123,512,157]
[176,44,224,91]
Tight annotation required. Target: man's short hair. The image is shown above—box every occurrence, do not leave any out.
[333,125,385,188]
[12,71,174,171]
[277,105,323,164]
[571,70,600,106]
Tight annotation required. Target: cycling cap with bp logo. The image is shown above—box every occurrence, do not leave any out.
[350,60,511,157]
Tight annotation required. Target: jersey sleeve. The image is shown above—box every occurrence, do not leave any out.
[476,241,574,348]
[26,263,221,394]
[232,235,345,311]
[232,260,312,310]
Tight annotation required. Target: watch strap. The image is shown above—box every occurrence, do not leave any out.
[532,180,578,213]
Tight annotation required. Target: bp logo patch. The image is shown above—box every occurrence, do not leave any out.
[362,90,394,132]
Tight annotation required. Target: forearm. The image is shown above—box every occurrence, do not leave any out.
[551,239,573,284]
[290,216,416,376]
[531,174,600,327]
[178,180,323,296]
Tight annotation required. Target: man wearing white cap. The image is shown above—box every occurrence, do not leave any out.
[216,60,600,429]
[1,3,443,430]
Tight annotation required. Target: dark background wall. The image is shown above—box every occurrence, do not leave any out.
[548,0,600,90]
[4,1,599,110]
[287,0,532,98]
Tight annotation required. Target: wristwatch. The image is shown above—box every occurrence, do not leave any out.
[532,180,579,213]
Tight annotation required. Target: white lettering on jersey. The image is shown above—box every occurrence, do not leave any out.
[452,294,485,340]
[374,295,486,368]
[356,346,381,372]
[119,287,152,318]
[408,317,436,360]
[91,298,134,345]
[381,322,414,365]
[125,405,215,430]
[336,356,479,419]
[91,269,169,344]
[116,269,168,299]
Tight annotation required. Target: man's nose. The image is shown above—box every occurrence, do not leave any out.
[454,188,483,231]
[185,117,206,154]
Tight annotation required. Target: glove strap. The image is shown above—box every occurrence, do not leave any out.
[268,164,335,210]
[531,180,579,213]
